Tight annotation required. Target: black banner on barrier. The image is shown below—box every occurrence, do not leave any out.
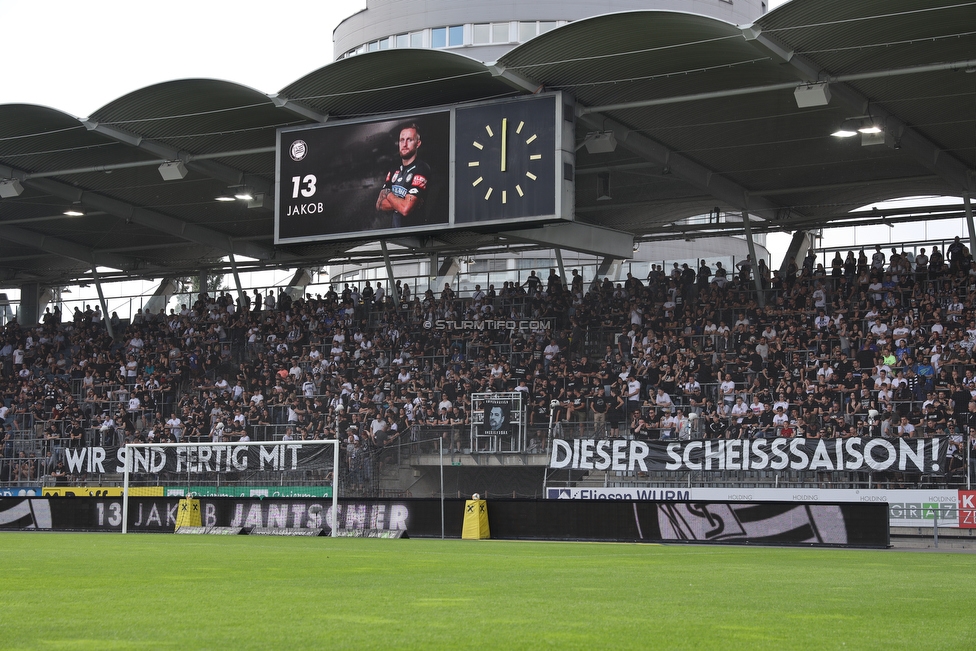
[0,497,439,534]
[549,437,948,473]
[484,500,888,547]
[0,497,889,547]
[60,444,332,476]
[0,498,53,529]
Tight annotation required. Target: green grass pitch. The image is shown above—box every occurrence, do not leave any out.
[0,533,972,650]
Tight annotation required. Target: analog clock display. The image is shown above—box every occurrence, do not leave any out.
[454,95,557,224]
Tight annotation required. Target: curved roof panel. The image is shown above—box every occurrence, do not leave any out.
[280,49,517,118]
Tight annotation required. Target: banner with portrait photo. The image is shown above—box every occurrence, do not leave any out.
[482,398,513,437]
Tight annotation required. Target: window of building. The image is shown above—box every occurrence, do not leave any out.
[475,22,510,44]
[473,23,490,44]
[492,22,509,44]
[517,21,559,42]
[353,20,513,56]
[448,25,463,46]
[431,25,464,48]
[431,27,447,48]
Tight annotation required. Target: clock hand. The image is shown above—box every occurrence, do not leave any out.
[500,118,507,173]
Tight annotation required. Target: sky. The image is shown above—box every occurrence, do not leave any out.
[0,0,367,118]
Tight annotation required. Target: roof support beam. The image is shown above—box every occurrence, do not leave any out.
[143,277,179,317]
[553,248,567,290]
[577,111,786,219]
[267,94,330,123]
[379,240,396,294]
[490,64,788,219]
[0,161,284,261]
[596,256,619,281]
[91,267,114,339]
[0,223,133,270]
[964,193,975,268]
[229,253,247,309]
[81,120,273,196]
[283,267,318,300]
[433,256,459,295]
[23,146,275,180]
[741,26,975,192]
[579,58,976,114]
[498,221,634,259]
[488,65,542,93]
[755,176,942,197]
[740,201,765,308]
[383,237,425,249]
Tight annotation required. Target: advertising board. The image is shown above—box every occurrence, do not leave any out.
[547,487,969,528]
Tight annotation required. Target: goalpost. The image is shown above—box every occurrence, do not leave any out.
[121,440,340,535]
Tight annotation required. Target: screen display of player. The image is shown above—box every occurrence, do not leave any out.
[276,111,450,242]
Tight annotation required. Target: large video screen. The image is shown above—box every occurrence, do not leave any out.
[275,94,571,244]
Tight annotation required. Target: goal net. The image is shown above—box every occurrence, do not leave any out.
[121,440,339,534]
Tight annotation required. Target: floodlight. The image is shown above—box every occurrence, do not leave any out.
[831,120,858,138]
[158,161,188,181]
[0,179,24,198]
[583,131,617,154]
[793,82,830,108]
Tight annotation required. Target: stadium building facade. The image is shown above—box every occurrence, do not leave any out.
[335,0,767,63]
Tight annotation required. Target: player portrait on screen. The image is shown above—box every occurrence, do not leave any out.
[374,123,430,229]
[276,111,448,242]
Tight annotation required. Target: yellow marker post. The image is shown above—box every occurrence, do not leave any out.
[174,497,202,531]
[462,497,490,539]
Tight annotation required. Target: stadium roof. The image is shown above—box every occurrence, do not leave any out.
[0,0,973,286]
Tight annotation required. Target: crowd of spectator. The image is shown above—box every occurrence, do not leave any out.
[2,237,976,487]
